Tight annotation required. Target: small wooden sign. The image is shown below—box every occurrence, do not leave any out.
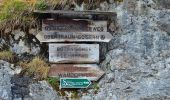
[48,64,105,81]
[36,31,113,42]
[42,19,107,32]
[49,44,99,63]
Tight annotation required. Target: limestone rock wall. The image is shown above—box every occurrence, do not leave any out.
[83,0,170,99]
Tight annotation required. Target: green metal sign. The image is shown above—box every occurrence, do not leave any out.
[60,78,91,89]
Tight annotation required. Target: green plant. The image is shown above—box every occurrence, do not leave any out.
[71,90,79,99]
[92,83,100,94]
[115,0,123,2]
[0,50,14,62]
[47,77,59,88]
[47,77,67,96]
[35,0,48,10]
[37,0,68,10]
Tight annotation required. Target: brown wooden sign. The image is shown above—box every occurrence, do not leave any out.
[36,31,113,42]
[42,19,107,32]
[34,10,117,16]
[48,64,105,81]
[49,43,99,63]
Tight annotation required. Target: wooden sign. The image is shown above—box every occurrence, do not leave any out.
[42,19,107,32]
[36,31,113,42]
[36,19,113,43]
[49,44,99,63]
[48,64,105,81]
[34,10,117,16]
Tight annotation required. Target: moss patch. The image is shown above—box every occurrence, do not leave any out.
[0,50,14,62]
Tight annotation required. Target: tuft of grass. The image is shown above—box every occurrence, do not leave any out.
[0,50,14,62]
[35,0,48,10]
[47,77,60,89]
[24,0,37,5]
[92,83,100,94]
[0,0,28,20]
[71,90,79,99]
[36,0,67,10]
[20,57,49,80]
[0,0,38,35]
[115,0,123,2]
[47,77,66,96]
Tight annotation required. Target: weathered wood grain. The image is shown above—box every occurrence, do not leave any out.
[36,31,113,42]
[34,10,117,16]
[42,19,107,32]
[49,43,99,63]
[48,64,105,81]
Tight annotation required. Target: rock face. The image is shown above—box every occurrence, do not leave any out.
[0,60,20,100]
[0,29,41,56]
[0,61,59,100]
[11,75,31,99]
[29,81,59,100]
[1,0,170,100]
[10,30,41,56]
[81,0,170,99]
[153,0,170,9]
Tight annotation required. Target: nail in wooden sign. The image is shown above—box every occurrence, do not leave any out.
[49,44,99,63]
[42,19,107,32]
[48,64,105,81]
[36,31,113,43]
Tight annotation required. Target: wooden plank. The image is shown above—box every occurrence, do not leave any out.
[36,31,113,42]
[49,44,99,63]
[48,64,105,81]
[42,19,107,32]
[34,10,117,16]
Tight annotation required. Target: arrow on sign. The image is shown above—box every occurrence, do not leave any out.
[36,31,113,43]
[48,64,105,81]
[60,78,91,89]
